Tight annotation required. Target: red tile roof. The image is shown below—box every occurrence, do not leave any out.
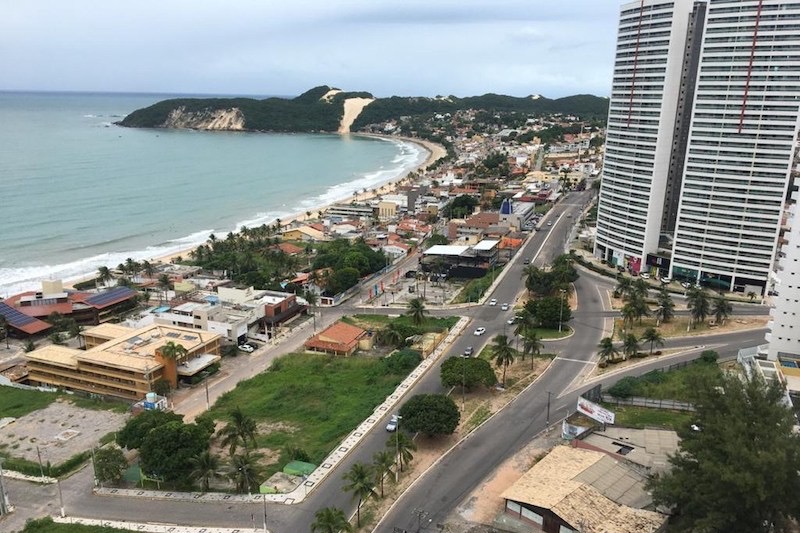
[304,321,366,354]
[278,242,304,255]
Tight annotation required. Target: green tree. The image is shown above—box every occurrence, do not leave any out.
[189,450,222,492]
[94,446,127,485]
[398,393,460,436]
[139,420,212,482]
[217,406,258,456]
[640,327,664,355]
[426,233,449,247]
[622,333,639,360]
[310,507,353,533]
[520,330,543,370]
[526,296,571,330]
[48,332,64,345]
[597,337,619,365]
[712,295,733,325]
[620,303,638,332]
[342,462,376,527]
[747,290,757,302]
[649,373,800,532]
[0,315,8,349]
[491,334,515,388]
[372,450,395,498]
[405,297,428,327]
[386,431,416,473]
[440,357,497,390]
[228,452,259,494]
[157,273,172,304]
[687,287,711,328]
[116,409,184,450]
[655,289,675,325]
[614,276,633,299]
[96,266,114,288]
[159,340,188,361]
[23,339,35,352]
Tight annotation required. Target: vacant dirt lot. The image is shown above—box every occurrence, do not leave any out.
[0,399,128,465]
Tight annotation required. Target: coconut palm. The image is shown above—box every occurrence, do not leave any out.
[520,330,543,370]
[386,431,416,473]
[622,333,639,360]
[97,266,114,288]
[631,278,650,300]
[747,291,757,302]
[712,296,733,326]
[372,450,395,498]
[141,260,156,280]
[514,308,537,339]
[189,451,222,492]
[376,327,403,348]
[492,334,515,388]
[157,274,172,305]
[311,507,353,533]
[614,276,633,300]
[655,290,675,326]
[640,327,664,355]
[687,287,710,327]
[228,452,259,494]
[620,303,638,332]
[405,298,428,326]
[218,406,257,456]
[159,341,188,361]
[597,337,619,364]
[0,315,8,349]
[342,462,376,527]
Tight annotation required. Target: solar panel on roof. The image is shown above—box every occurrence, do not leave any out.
[85,286,137,307]
[165,332,181,338]
[182,335,196,341]
[0,302,37,327]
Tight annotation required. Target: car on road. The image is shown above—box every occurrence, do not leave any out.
[489,298,497,306]
[640,272,650,279]
[523,258,531,265]
[238,343,255,353]
[660,276,672,284]
[681,281,693,289]
[500,303,509,311]
[547,221,553,226]
[507,317,517,325]
[463,346,474,357]
[474,327,487,336]
[386,414,399,432]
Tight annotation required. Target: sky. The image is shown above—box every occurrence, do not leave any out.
[1,0,620,99]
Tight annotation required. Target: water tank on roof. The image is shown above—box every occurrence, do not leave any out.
[146,392,157,403]
[500,198,513,215]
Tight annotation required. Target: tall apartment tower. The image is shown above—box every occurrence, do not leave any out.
[595,0,702,273]
[767,198,800,361]
[669,0,800,293]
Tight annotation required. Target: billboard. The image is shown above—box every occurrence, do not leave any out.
[576,397,615,425]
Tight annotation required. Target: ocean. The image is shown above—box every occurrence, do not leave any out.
[0,91,426,297]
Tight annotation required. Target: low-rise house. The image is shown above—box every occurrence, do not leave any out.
[281,225,328,242]
[304,321,367,356]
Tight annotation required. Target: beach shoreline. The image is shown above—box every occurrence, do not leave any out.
[62,133,446,290]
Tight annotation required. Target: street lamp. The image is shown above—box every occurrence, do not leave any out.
[558,289,566,333]
[395,415,403,483]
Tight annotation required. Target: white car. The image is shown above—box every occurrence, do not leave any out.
[660,277,672,284]
[640,272,650,279]
[238,344,254,353]
[489,298,497,306]
[507,317,516,325]
[386,414,399,432]
[474,327,487,336]
[500,303,509,311]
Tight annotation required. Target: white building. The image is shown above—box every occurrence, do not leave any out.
[669,0,800,293]
[767,197,800,361]
[595,0,698,273]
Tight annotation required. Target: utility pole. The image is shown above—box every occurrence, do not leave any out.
[262,493,268,532]
[395,415,403,483]
[0,458,8,516]
[546,391,553,426]
[56,478,65,517]
[461,358,466,411]
[559,289,566,333]
[205,379,210,411]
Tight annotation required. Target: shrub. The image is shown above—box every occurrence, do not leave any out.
[607,376,640,399]
[700,350,719,364]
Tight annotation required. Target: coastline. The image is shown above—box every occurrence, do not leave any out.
[62,133,446,289]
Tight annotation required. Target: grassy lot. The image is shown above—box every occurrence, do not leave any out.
[452,268,501,304]
[345,314,458,333]
[607,360,721,402]
[0,387,129,419]
[210,352,417,477]
[605,404,694,431]
[21,518,128,533]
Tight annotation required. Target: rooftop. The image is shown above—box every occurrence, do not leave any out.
[424,245,471,257]
[579,428,679,473]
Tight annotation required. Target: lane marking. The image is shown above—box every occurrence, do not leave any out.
[555,357,595,364]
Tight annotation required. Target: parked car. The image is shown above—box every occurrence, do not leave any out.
[500,303,509,311]
[386,414,399,432]
[238,344,254,353]
[489,298,497,306]
[547,221,553,226]
[660,277,672,284]
[640,272,650,279]
[523,258,531,265]
[507,317,517,325]
[463,346,474,357]
[474,327,487,336]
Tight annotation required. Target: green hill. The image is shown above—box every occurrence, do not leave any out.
[118,86,609,132]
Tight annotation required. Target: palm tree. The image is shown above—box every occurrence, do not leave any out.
[747,291,757,302]
[0,315,8,349]
[159,341,188,361]
[342,462,376,527]
[189,451,222,492]
[614,276,633,300]
[386,432,416,473]
[687,287,710,328]
[514,308,536,339]
[311,507,353,533]
[597,337,619,365]
[631,278,650,300]
[492,335,515,388]
[520,330,543,370]
[228,452,258,494]
[141,260,156,280]
[712,296,733,325]
[372,450,395,498]
[97,266,114,288]
[218,406,257,456]
[405,298,428,326]
[640,327,664,355]
[620,303,638,332]
[376,327,403,348]
[655,290,675,326]
[622,333,639,360]
[157,274,172,305]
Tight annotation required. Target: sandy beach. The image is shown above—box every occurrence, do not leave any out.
[64,133,446,288]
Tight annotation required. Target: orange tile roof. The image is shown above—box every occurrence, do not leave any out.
[304,321,366,354]
[278,242,304,255]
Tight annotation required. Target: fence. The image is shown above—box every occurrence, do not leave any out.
[601,393,695,412]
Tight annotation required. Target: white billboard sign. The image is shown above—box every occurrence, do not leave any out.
[576,397,615,425]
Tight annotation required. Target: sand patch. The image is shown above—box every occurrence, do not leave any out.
[339,97,375,133]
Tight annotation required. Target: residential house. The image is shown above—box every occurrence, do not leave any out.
[304,321,367,356]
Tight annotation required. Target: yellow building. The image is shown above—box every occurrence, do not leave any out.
[26,323,221,401]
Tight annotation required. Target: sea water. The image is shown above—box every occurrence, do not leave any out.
[0,91,426,296]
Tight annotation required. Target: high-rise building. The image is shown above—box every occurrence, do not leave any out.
[595,0,700,274]
[596,0,800,296]
[767,198,800,361]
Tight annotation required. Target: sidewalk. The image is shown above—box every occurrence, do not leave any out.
[54,516,270,533]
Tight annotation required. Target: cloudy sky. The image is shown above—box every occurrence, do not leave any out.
[2,1,620,98]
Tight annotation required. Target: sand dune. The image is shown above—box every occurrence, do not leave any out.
[338,97,375,134]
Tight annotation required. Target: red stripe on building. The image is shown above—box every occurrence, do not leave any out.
[739,0,765,133]
[627,0,647,126]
